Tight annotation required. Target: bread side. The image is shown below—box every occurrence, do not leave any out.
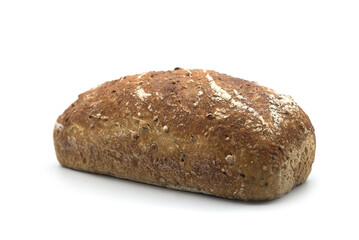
[53,69,315,200]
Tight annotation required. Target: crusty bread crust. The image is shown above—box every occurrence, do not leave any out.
[53,69,315,200]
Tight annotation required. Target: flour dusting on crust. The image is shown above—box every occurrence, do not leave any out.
[207,73,271,132]
[214,108,229,119]
[206,74,232,101]
[137,72,147,79]
[135,86,152,101]
[185,69,192,77]
[194,90,204,106]
[55,122,64,131]
[233,89,244,100]
[267,93,299,129]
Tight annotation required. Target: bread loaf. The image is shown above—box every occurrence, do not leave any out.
[53,68,315,201]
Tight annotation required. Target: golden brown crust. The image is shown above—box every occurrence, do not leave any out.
[53,68,316,200]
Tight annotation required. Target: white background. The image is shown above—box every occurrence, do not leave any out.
[1,0,358,239]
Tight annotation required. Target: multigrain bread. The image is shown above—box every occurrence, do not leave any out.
[53,68,315,201]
